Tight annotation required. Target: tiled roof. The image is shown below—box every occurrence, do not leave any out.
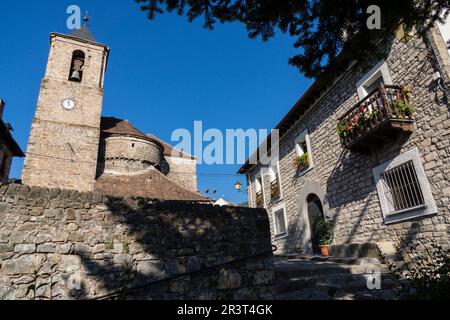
[100,117,163,147]
[146,133,194,159]
[70,25,96,42]
[101,117,193,158]
[95,167,210,202]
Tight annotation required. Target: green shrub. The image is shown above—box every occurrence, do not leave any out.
[313,216,333,246]
[294,153,309,169]
[392,99,415,115]
[384,242,450,300]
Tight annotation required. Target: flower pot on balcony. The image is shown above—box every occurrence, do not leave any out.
[293,153,309,171]
[319,245,330,257]
[336,84,415,151]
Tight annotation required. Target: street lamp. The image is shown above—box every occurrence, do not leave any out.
[234,181,243,192]
[395,23,415,44]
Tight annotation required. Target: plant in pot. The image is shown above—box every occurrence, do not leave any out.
[293,153,309,171]
[319,228,333,257]
[392,99,415,116]
[314,218,333,257]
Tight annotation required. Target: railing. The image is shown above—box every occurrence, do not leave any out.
[337,84,414,149]
[270,179,281,200]
[256,191,264,208]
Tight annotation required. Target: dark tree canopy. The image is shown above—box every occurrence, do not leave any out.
[135,0,450,78]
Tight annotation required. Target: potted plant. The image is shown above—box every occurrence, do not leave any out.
[336,106,380,139]
[392,99,414,116]
[319,229,333,257]
[293,153,309,170]
[314,218,333,257]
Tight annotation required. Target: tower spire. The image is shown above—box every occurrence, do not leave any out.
[69,11,96,42]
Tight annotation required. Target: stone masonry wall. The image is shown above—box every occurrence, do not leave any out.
[0,183,274,300]
[248,28,450,256]
[163,156,199,192]
[21,34,108,192]
[101,136,163,174]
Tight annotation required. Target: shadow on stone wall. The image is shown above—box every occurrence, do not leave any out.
[76,198,274,300]
[0,183,275,300]
[325,143,405,245]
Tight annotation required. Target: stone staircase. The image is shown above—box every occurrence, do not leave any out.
[273,255,400,300]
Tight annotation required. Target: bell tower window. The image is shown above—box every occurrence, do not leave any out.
[69,50,85,82]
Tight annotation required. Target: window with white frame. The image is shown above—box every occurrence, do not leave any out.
[255,174,265,208]
[268,162,282,201]
[272,203,288,238]
[356,61,393,99]
[372,148,438,224]
[294,130,313,172]
[255,176,262,192]
[437,13,450,55]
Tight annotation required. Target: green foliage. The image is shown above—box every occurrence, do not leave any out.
[384,243,450,300]
[392,99,415,115]
[313,216,333,246]
[123,241,130,253]
[7,178,21,184]
[337,121,353,138]
[294,153,309,169]
[336,106,379,138]
[106,241,114,251]
[136,0,450,78]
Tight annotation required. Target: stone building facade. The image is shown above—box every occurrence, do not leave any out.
[240,23,450,256]
[0,99,24,183]
[21,31,108,192]
[21,27,203,201]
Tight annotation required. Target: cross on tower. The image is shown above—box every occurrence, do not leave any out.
[83,11,92,26]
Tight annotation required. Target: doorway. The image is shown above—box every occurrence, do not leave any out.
[307,194,325,255]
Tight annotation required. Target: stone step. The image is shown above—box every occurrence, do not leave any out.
[274,260,390,278]
[273,255,397,300]
[276,287,399,301]
[334,289,399,300]
[276,254,383,265]
[274,285,343,300]
[274,273,397,295]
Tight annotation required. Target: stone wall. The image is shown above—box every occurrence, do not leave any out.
[247,29,450,255]
[163,156,199,192]
[0,183,274,300]
[100,136,163,174]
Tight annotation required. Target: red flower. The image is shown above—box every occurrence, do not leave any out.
[351,115,360,123]
[359,106,366,112]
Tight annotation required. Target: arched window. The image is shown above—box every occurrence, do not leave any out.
[69,50,85,82]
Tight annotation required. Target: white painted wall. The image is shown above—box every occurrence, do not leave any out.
[437,14,450,55]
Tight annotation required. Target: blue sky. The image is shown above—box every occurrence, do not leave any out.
[0,1,312,204]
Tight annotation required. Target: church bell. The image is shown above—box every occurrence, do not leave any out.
[69,58,84,82]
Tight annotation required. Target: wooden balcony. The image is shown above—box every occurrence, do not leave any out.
[256,191,264,208]
[337,84,415,151]
[270,179,281,201]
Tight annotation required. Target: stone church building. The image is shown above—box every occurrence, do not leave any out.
[240,21,450,257]
[21,26,208,202]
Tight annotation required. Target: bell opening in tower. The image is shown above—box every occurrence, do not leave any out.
[69,50,85,82]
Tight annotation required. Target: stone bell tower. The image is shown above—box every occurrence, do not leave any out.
[21,24,110,191]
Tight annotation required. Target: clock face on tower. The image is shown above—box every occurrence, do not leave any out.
[62,99,75,110]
